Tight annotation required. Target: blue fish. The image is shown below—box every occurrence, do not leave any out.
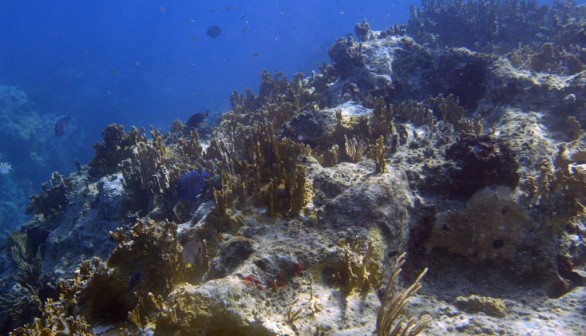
[177,169,210,201]
[206,25,222,38]
[126,271,142,298]
[55,114,71,136]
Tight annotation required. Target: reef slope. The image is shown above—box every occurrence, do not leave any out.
[1,1,585,335]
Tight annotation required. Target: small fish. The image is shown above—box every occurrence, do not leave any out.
[177,169,210,201]
[54,114,71,136]
[206,25,222,38]
[252,52,260,57]
[240,14,247,20]
[126,271,142,297]
[182,239,204,266]
[186,110,208,128]
[0,162,12,174]
[242,26,248,33]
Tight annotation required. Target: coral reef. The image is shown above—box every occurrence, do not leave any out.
[2,1,586,335]
[10,298,92,336]
[408,0,586,58]
[89,124,147,176]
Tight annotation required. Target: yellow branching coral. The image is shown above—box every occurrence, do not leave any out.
[376,252,431,336]
[344,135,366,163]
[207,123,310,218]
[90,124,147,176]
[339,238,383,293]
[177,130,203,162]
[323,144,340,166]
[213,185,234,214]
[10,298,93,336]
[371,98,396,140]
[370,136,387,174]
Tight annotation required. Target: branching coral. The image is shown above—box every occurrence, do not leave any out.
[370,136,388,174]
[376,252,431,336]
[26,172,72,219]
[338,237,384,294]
[508,41,585,75]
[0,233,44,332]
[428,94,482,135]
[370,98,396,141]
[408,0,586,56]
[344,135,366,163]
[34,218,184,330]
[226,70,313,128]
[89,124,147,176]
[531,143,586,233]
[206,123,311,218]
[91,124,189,218]
[10,298,93,336]
[177,130,203,162]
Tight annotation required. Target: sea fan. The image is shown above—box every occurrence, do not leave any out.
[0,162,12,174]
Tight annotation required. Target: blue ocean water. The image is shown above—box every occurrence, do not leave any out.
[0,1,411,148]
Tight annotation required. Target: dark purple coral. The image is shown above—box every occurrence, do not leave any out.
[445,135,519,199]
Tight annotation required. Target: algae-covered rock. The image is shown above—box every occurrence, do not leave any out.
[313,160,413,243]
[156,280,288,336]
[207,237,254,279]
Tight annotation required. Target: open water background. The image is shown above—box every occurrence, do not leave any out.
[0,1,412,153]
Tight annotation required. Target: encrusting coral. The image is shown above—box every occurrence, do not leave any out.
[454,294,507,318]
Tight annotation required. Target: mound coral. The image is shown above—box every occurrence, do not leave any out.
[427,186,534,260]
